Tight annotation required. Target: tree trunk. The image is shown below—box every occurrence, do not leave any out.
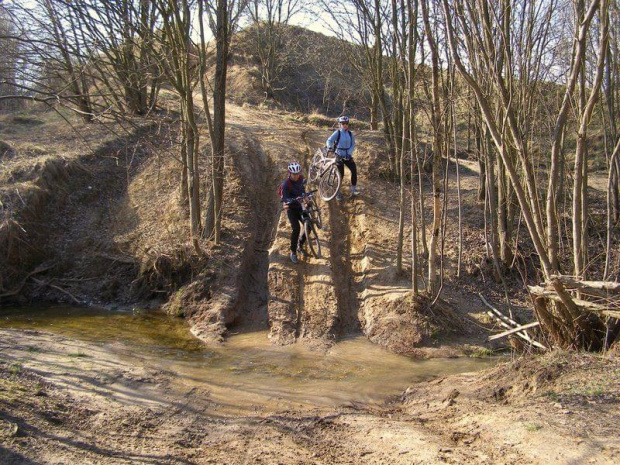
[476,122,486,202]
[497,156,513,266]
[204,0,230,244]
[396,101,408,273]
[421,0,443,296]
[370,92,379,130]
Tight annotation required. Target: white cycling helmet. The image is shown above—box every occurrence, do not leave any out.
[338,116,349,124]
[288,161,302,174]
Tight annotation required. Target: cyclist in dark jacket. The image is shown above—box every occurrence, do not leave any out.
[282,161,307,264]
[326,115,358,200]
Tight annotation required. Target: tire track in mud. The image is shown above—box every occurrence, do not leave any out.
[343,197,371,335]
[267,132,340,347]
[303,125,364,338]
[327,198,362,337]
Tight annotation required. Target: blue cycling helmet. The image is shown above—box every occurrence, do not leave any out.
[338,116,349,124]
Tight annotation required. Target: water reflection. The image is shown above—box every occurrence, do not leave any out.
[0,305,497,411]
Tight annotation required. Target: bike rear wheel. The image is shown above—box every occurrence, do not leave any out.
[319,164,342,201]
[304,219,321,258]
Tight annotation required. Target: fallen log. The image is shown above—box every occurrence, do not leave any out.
[551,275,620,293]
[528,285,620,319]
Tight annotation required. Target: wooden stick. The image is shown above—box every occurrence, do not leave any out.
[0,263,55,297]
[488,321,540,341]
[551,275,620,292]
[31,278,83,305]
[479,293,547,350]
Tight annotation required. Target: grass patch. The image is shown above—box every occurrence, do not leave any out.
[470,347,494,358]
[8,363,22,376]
[67,351,90,358]
[525,423,543,432]
[543,390,559,402]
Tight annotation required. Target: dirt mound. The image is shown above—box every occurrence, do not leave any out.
[398,351,620,464]
[474,351,620,404]
[401,351,620,416]
[228,24,371,119]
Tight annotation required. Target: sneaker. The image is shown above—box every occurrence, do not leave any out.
[336,192,343,201]
[297,244,308,258]
[290,252,299,264]
[351,186,359,196]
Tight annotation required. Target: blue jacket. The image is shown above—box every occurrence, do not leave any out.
[326,129,355,159]
[282,175,306,209]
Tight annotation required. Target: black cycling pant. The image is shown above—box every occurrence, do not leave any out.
[337,158,357,186]
[287,207,306,253]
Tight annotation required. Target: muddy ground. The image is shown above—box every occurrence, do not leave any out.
[1,329,618,464]
[1,104,619,463]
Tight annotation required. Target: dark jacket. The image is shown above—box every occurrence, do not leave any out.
[282,175,306,209]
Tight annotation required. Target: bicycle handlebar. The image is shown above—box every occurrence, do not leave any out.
[283,191,316,204]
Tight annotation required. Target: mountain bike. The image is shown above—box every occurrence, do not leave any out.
[287,191,322,258]
[308,147,342,201]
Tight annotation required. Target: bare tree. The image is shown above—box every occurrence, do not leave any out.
[323,0,398,173]
[421,0,446,296]
[154,0,202,251]
[0,5,22,111]
[63,0,162,116]
[202,0,246,243]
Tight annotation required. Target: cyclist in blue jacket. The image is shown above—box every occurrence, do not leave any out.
[281,161,307,264]
[326,115,358,200]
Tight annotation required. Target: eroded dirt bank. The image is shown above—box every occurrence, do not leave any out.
[1,329,618,464]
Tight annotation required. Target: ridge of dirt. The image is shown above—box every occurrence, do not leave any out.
[185,132,280,343]
[398,350,620,464]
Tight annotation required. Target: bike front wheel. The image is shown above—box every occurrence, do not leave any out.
[313,206,323,229]
[319,164,342,201]
[307,199,323,229]
[308,150,324,183]
[304,219,321,258]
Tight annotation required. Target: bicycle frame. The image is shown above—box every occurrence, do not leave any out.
[309,148,342,182]
[299,193,320,224]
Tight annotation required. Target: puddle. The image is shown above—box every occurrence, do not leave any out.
[0,305,498,412]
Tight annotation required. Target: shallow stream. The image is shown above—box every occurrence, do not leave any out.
[0,305,497,412]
